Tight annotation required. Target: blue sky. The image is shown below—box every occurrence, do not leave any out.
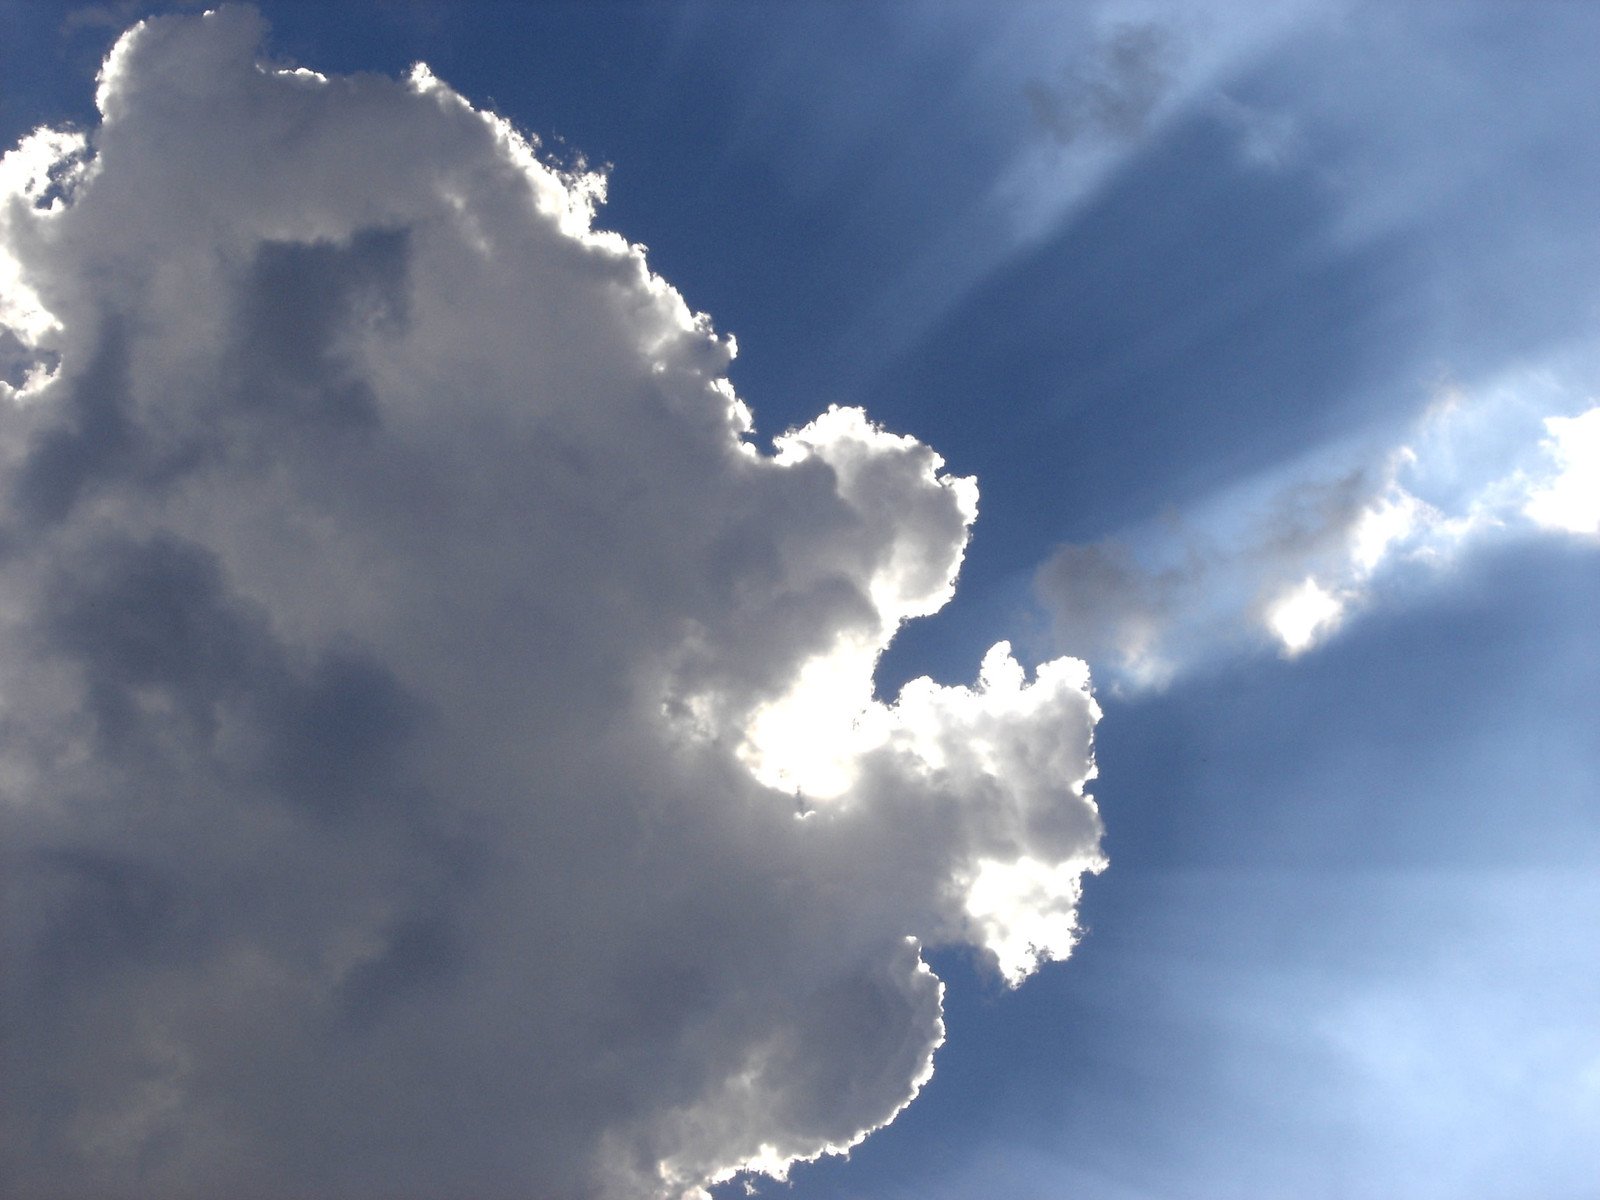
[2,3,1597,1198]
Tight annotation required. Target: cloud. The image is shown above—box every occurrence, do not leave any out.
[1523,407,1600,535]
[1025,21,1179,147]
[1036,375,1600,688]
[58,0,208,35]
[0,9,1103,1199]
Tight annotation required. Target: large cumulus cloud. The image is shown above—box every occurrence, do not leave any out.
[0,9,1102,1200]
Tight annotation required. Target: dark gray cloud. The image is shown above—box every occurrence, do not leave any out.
[13,316,136,523]
[21,847,196,984]
[228,226,410,429]
[40,531,425,821]
[45,535,268,730]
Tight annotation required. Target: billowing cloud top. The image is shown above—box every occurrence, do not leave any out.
[0,9,1102,1200]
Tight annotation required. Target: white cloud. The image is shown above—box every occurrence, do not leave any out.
[1266,576,1345,656]
[0,127,90,396]
[1037,374,1600,687]
[1524,407,1600,535]
[990,0,1339,248]
[0,9,1104,1200]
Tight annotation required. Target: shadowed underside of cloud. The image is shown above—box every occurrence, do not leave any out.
[0,9,1102,1199]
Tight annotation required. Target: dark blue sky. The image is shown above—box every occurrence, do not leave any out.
[4,3,1597,1197]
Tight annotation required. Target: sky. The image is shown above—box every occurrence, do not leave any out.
[1,3,1597,1199]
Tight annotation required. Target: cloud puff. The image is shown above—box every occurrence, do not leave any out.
[1524,407,1600,535]
[1036,372,1600,688]
[0,9,1103,1199]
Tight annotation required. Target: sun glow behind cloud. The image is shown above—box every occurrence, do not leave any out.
[1524,407,1600,535]
[1266,576,1344,655]
[1256,394,1600,656]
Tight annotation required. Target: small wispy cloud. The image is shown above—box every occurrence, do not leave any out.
[1037,376,1600,689]
[1025,22,1180,147]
